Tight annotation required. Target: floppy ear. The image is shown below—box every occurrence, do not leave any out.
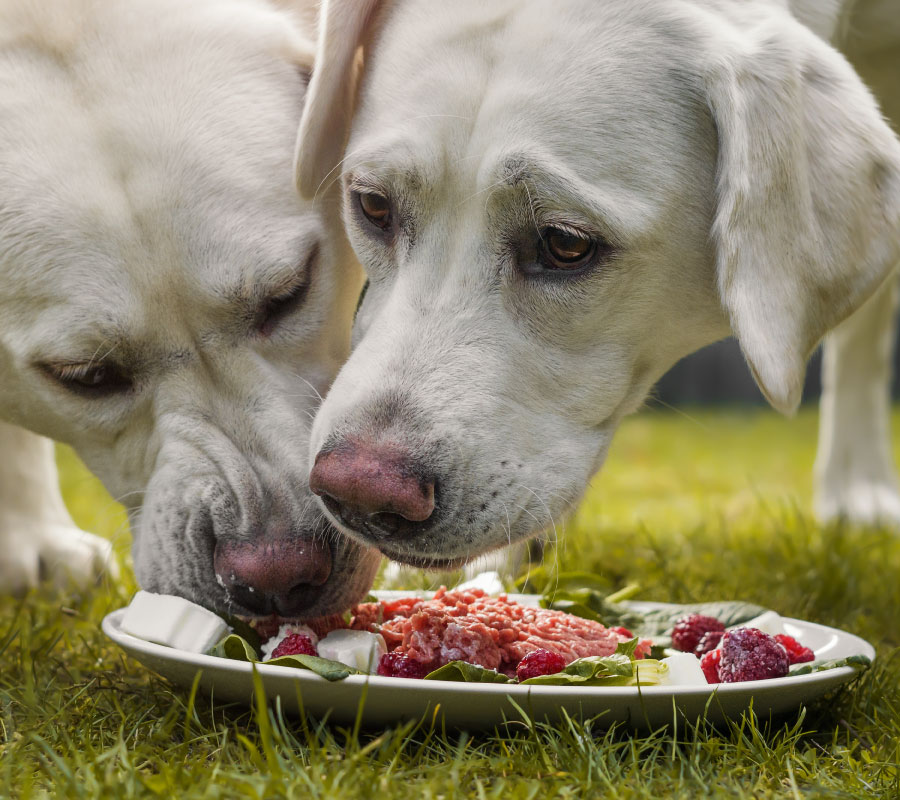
[706,13,900,414]
[294,0,382,200]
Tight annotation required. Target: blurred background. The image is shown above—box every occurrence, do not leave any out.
[654,333,900,405]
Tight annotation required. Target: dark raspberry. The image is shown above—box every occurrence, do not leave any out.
[718,628,789,682]
[775,634,815,665]
[270,633,316,659]
[700,649,722,684]
[516,649,567,681]
[611,626,634,638]
[694,630,724,656]
[377,652,431,679]
[671,614,726,653]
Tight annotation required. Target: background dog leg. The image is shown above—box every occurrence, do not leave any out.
[0,422,118,593]
[815,271,900,528]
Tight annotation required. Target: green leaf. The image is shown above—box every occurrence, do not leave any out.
[540,590,646,631]
[209,634,358,681]
[520,639,666,687]
[424,661,512,683]
[789,654,872,676]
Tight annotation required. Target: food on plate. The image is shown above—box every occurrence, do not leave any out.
[515,649,568,681]
[775,634,815,665]
[119,590,228,654]
[317,629,387,672]
[659,652,708,685]
[117,582,869,688]
[716,627,790,683]
[671,614,726,653]
[260,623,319,660]
[349,588,653,678]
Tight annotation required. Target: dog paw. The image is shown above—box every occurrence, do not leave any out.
[815,482,900,530]
[0,522,119,595]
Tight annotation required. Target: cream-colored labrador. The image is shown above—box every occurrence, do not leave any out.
[0,0,380,614]
[298,0,900,569]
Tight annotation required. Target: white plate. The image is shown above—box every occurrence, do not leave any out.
[102,596,876,730]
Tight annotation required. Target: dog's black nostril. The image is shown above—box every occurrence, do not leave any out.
[321,495,432,541]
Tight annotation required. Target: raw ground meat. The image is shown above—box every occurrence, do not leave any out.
[350,588,652,676]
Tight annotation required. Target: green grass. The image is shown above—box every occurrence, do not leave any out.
[2,407,899,798]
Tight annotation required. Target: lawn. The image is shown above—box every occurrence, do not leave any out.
[1,407,899,798]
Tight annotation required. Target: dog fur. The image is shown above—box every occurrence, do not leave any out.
[0,0,381,612]
[296,0,900,568]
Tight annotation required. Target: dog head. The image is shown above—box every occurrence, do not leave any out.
[296,0,900,567]
[0,0,381,616]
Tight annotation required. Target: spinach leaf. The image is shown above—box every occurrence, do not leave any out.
[424,662,512,683]
[209,634,358,681]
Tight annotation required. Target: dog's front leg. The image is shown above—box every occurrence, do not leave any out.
[0,421,118,593]
[815,271,900,528]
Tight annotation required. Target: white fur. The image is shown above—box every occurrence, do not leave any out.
[296,0,900,567]
[0,0,381,610]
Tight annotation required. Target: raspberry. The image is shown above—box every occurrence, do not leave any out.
[270,634,316,659]
[516,649,567,681]
[775,634,815,665]
[700,649,722,683]
[611,626,634,638]
[671,614,726,653]
[694,630,724,656]
[377,652,431,679]
[718,628,789,683]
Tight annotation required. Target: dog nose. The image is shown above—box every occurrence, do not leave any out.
[309,441,435,538]
[213,538,332,617]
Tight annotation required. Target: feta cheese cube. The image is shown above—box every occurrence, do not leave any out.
[317,629,387,672]
[120,590,228,654]
[455,570,504,595]
[660,652,708,686]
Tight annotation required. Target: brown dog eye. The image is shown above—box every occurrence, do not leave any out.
[358,191,392,230]
[541,227,596,269]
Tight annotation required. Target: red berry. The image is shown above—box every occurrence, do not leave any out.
[700,649,722,684]
[516,649,567,682]
[270,633,316,659]
[718,628,789,683]
[671,614,726,653]
[775,634,815,664]
[694,630,724,656]
[611,626,634,638]
[377,652,431,679]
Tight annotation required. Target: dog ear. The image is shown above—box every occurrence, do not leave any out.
[705,13,900,414]
[294,0,382,200]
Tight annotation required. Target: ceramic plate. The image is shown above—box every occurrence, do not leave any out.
[102,596,875,730]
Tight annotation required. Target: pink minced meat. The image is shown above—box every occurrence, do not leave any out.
[351,588,652,676]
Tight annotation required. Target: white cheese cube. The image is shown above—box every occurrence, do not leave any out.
[734,611,784,637]
[120,590,228,654]
[660,652,708,686]
[317,629,387,673]
[456,570,504,595]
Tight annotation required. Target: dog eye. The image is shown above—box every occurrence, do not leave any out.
[539,227,597,270]
[357,191,393,231]
[256,279,310,337]
[43,362,133,397]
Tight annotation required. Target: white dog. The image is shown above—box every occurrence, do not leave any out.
[0,0,381,615]
[296,0,900,569]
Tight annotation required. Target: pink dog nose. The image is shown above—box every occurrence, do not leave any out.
[310,441,435,531]
[214,538,332,617]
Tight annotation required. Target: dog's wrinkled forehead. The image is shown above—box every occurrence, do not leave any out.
[350,0,709,211]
